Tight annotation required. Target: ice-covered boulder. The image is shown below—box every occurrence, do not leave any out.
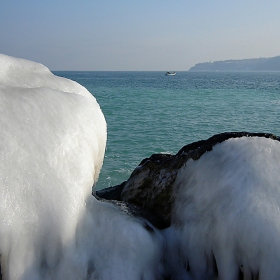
[0,53,105,278]
[97,132,280,280]
[163,133,280,279]
[0,54,165,280]
[97,132,279,227]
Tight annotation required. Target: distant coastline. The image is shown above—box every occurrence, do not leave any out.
[189,56,280,72]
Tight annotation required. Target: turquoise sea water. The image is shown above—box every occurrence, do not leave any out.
[54,71,280,190]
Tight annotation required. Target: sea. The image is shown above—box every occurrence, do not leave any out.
[53,71,280,190]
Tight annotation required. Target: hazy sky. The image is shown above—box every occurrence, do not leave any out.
[1,0,280,71]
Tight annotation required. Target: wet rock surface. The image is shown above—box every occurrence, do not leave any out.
[95,132,280,229]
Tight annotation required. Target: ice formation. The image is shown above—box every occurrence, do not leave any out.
[2,53,280,280]
[165,136,280,280]
[0,54,165,279]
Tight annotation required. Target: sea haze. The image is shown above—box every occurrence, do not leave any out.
[54,71,280,189]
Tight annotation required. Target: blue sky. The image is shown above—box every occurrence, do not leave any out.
[1,0,280,70]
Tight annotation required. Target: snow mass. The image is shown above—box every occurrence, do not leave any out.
[0,54,164,279]
[1,53,280,279]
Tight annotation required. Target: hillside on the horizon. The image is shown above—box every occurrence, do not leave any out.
[189,56,280,72]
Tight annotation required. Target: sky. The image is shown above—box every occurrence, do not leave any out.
[1,0,280,71]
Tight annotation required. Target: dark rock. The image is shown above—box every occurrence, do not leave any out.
[176,131,280,158]
[93,192,168,229]
[95,181,126,201]
[94,132,280,229]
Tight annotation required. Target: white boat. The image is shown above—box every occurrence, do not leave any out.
[165,71,176,76]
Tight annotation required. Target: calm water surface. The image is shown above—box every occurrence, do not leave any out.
[54,71,280,189]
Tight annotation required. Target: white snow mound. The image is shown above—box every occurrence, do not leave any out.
[165,136,280,280]
[0,54,165,280]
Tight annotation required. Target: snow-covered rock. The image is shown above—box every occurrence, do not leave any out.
[166,135,280,279]
[99,132,280,280]
[0,54,165,280]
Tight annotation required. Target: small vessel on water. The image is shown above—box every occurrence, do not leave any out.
[165,71,176,76]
